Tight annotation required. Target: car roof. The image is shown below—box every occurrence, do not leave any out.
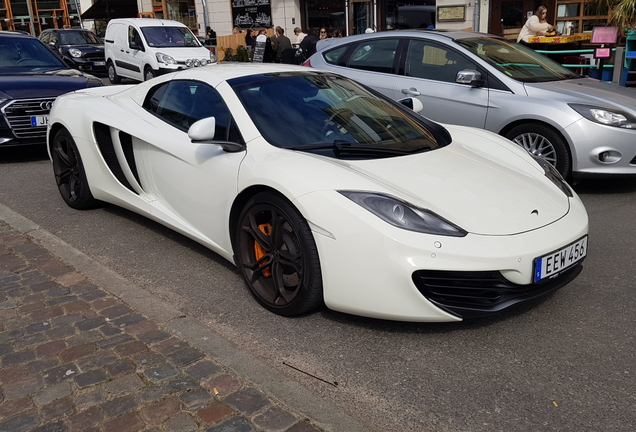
[316,29,502,50]
[108,18,188,28]
[175,63,327,83]
[0,30,35,38]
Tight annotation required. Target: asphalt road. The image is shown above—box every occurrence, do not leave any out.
[1,146,635,432]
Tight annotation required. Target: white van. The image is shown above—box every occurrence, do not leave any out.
[104,18,216,83]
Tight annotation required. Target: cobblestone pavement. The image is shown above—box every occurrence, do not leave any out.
[0,223,323,432]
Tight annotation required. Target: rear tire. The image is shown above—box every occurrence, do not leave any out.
[107,61,121,84]
[50,128,98,210]
[505,123,571,179]
[235,192,323,316]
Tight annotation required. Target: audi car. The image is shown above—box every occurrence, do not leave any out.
[47,64,588,322]
[0,31,102,148]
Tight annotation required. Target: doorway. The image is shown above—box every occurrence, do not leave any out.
[350,0,374,35]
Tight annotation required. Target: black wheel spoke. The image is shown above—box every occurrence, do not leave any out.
[244,212,273,250]
[245,254,272,283]
[271,262,296,304]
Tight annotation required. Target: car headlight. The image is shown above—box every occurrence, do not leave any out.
[569,103,636,129]
[531,155,573,197]
[68,48,82,58]
[209,52,216,63]
[155,52,176,65]
[339,191,467,237]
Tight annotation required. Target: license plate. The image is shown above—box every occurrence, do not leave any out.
[94,61,105,66]
[534,236,587,282]
[31,115,49,127]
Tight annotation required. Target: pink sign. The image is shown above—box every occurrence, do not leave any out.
[591,27,618,44]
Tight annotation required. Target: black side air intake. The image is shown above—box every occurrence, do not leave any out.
[93,122,138,195]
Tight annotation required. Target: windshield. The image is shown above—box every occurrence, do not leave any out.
[60,31,100,45]
[456,37,579,83]
[229,72,444,158]
[0,37,65,73]
[141,26,202,48]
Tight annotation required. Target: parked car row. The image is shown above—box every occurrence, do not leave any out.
[11,25,634,322]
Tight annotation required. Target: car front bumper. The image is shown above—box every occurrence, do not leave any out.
[565,117,636,176]
[294,190,589,322]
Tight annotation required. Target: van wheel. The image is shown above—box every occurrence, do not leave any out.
[107,62,121,84]
[144,67,156,81]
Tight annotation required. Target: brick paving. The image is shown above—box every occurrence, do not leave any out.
[0,223,322,432]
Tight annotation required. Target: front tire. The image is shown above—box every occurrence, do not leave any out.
[144,67,156,81]
[505,124,571,179]
[50,129,98,210]
[107,61,121,84]
[235,192,323,316]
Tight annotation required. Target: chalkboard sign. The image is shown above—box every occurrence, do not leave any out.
[253,39,266,63]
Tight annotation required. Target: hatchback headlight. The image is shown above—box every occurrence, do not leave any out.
[569,103,636,129]
[155,52,176,65]
[209,52,216,63]
[339,191,467,237]
[68,48,82,58]
[531,155,573,197]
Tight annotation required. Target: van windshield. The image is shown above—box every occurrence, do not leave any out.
[141,27,202,48]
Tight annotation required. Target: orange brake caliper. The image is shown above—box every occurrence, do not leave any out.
[254,223,272,276]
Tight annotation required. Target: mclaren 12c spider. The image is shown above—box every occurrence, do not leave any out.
[47,64,589,322]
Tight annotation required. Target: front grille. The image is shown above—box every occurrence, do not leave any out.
[84,52,105,61]
[1,98,56,140]
[412,264,583,319]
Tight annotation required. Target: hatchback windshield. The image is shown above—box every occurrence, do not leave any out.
[0,37,65,73]
[456,37,579,82]
[141,27,202,48]
[60,31,100,45]
[229,72,443,158]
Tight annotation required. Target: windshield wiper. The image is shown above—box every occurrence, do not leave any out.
[287,140,429,158]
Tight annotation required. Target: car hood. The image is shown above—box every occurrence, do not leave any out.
[0,69,101,98]
[151,47,211,60]
[330,125,571,236]
[524,78,636,112]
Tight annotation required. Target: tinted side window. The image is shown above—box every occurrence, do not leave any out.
[347,39,399,74]
[405,40,476,83]
[324,45,349,65]
[143,81,244,143]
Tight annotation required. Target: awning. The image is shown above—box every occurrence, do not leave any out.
[81,0,139,20]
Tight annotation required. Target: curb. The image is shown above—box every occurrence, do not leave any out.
[0,203,370,432]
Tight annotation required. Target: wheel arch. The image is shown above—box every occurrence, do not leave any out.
[48,122,67,153]
[229,185,291,254]
[499,120,574,164]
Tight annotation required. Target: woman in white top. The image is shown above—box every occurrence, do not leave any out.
[517,5,553,43]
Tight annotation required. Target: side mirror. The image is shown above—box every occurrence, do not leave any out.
[456,69,485,87]
[130,40,144,51]
[188,117,245,153]
[397,97,424,113]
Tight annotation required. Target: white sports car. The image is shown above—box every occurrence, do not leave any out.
[47,64,588,322]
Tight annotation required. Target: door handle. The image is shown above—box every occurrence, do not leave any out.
[401,88,421,96]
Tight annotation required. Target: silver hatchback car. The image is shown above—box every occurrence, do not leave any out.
[306,30,636,179]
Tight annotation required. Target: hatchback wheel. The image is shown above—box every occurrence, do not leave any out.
[235,192,323,316]
[505,124,571,179]
[51,129,98,210]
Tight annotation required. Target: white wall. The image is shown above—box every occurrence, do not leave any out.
[434,0,489,33]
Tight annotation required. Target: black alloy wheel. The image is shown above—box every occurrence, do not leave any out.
[235,192,323,316]
[51,129,98,210]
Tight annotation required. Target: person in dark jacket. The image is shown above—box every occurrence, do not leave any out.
[299,29,319,60]
[272,26,292,62]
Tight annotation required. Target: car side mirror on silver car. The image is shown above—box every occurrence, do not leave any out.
[456,69,485,87]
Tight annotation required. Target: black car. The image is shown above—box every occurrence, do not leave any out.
[0,31,103,148]
[39,28,106,74]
